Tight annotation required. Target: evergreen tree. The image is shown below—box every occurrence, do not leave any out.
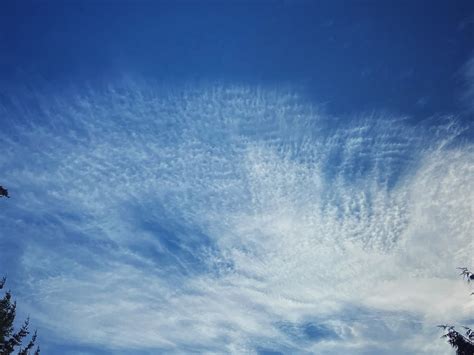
[438,268,474,355]
[1,186,39,354]
[0,277,39,355]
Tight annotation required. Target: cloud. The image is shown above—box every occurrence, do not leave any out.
[0,82,472,354]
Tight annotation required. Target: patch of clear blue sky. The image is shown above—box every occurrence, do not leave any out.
[0,0,473,119]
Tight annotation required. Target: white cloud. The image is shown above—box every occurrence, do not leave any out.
[0,83,472,354]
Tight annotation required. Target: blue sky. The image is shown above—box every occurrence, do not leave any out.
[0,1,473,354]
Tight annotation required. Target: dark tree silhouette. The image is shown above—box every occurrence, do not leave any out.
[438,325,474,355]
[458,267,474,285]
[0,186,9,199]
[1,186,39,354]
[438,268,474,355]
[0,278,40,355]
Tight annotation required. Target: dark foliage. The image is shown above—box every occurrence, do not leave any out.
[0,278,39,355]
[0,186,9,199]
[458,268,474,283]
[438,268,474,355]
[438,325,474,355]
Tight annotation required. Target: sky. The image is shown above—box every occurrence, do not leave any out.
[0,1,473,354]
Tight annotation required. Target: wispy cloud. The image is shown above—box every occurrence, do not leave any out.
[0,82,472,354]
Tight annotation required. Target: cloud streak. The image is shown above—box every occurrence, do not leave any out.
[0,82,472,354]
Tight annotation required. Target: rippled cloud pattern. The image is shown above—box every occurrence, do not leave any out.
[0,82,473,354]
